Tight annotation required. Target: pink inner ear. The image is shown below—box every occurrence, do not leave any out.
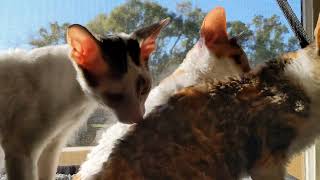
[200,7,228,47]
[140,36,156,62]
[68,29,107,76]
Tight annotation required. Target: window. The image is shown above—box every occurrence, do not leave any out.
[0,0,312,179]
[64,0,302,148]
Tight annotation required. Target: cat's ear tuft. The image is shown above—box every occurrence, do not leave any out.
[200,7,228,48]
[131,18,171,63]
[67,24,107,76]
[315,13,320,54]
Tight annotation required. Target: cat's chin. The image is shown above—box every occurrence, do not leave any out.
[116,110,144,124]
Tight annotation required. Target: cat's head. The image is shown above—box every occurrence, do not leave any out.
[177,7,250,83]
[66,19,170,124]
[281,13,320,99]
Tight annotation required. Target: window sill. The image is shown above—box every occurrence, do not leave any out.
[59,146,93,166]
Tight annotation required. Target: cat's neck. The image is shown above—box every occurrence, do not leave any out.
[282,47,320,154]
[283,49,320,102]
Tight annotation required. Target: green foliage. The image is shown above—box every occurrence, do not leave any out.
[227,15,299,65]
[227,21,253,47]
[249,15,292,64]
[30,22,69,47]
[29,0,300,81]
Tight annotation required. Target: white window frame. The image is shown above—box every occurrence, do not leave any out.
[305,146,316,180]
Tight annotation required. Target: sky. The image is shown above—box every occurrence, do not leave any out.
[0,0,301,50]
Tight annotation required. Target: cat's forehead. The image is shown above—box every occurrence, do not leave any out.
[97,34,142,77]
[99,33,138,46]
[99,32,135,43]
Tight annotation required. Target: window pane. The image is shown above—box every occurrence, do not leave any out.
[0,1,304,179]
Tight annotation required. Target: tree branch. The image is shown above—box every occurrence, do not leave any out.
[170,34,182,54]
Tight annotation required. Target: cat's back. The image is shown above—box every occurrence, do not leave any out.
[95,87,236,179]
[0,45,71,74]
[0,45,82,125]
[96,63,311,179]
[0,45,77,100]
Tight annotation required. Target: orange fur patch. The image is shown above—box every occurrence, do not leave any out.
[174,87,208,108]
[201,7,228,46]
[280,52,299,64]
[315,13,320,51]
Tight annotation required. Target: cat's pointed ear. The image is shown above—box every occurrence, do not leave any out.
[131,18,171,62]
[200,7,228,48]
[315,13,320,54]
[67,24,107,76]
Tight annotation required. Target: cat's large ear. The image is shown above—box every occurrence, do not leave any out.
[67,24,107,76]
[200,7,228,48]
[131,18,171,63]
[315,13,320,54]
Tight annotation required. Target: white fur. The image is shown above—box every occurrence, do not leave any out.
[284,50,320,155]
[77,39,245,179]
[0,45,98,180]
[145,39,243,114]
[77,123,130,178]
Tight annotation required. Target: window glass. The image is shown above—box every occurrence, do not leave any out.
[0,2,304,178]
[0,0,302,141]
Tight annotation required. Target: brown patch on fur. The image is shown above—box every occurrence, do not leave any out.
[279,51,299,64]
[173,87,208,107]
[98,157,143,180]
[253,151,285,169]
[236,86,261,101]
[209,43,238,58]
[208,41,251,73]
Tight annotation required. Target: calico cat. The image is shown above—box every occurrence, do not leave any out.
[75,7,250,180]
[87,12,320,180]
[0,19,169,180]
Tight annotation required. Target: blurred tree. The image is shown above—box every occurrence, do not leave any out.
[227,15,299,65]
[248,15,299,64]
[29,0,299,79]
[29,0,301,146]
[30,22,69,47]
[227,21,253,47]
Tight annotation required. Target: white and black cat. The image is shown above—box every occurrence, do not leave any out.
[0,18,169,180]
